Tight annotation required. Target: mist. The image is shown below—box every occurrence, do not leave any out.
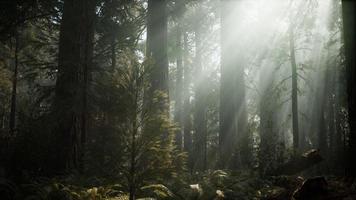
[0,0,355,199]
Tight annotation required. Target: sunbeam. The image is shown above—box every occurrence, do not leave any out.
[0,0,355,199]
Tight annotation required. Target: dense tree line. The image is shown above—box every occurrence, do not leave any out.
[0,0,355,199]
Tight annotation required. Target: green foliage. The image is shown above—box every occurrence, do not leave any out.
[0,177,129,200]
[136,170,279,200]
[0,1,349,199]
[86,46,186,198]
[141,184,175,199]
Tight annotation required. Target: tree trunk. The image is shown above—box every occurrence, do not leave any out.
[129,99,138,200]
[183,31,193,171]
[318,104,327,156]
[327,71,336,169]
[174,11,183,150]
[220,0,249,169]
[289,26,300,152]
[9,31,19,135]
[312,64,328,171]
[220,0,236,169]
[52,0,95,173]
[259,68,278,175]
[341,0,356,178]
[334,61,344,173]
[193,24,207,171]
[146,0,169,114]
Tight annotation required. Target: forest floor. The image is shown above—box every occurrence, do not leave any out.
[1,171,356,200]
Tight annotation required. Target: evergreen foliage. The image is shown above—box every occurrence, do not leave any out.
[0,0,355,199]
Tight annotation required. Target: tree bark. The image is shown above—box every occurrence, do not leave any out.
[318,103,327,156]
[129,95,138,200]
[327,71,336,167]
[341,0,356,177]
[183,31,193,170]
[289,26,300,152]
[193,24,207,171]
[146,0,169,114]
[9,31,19,135]
[334,60,344,173]
[174,7,183,150]
[52,0,95,173]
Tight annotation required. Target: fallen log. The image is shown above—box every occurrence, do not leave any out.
[272,149,323,175]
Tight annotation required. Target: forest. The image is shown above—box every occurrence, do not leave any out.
[0,0,356,199]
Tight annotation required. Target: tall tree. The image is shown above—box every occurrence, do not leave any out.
[219,0,249,169]
[9,31,19,135]
[258,60,279,175]
[287,0,318,153]
[318,91,327,156]
[173,0,184,150]
[52,0,96,172]
[145,0,169,114]
[183,31,193,170]
[193,19,207,171]
[220,0,236,169]
[289,25,300,152]
[326,64,337,165]
[330,0,345,173]
[341,0,356,178]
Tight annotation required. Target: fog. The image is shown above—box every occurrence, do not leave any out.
[170,0,343,153]
[0,0,353,198]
